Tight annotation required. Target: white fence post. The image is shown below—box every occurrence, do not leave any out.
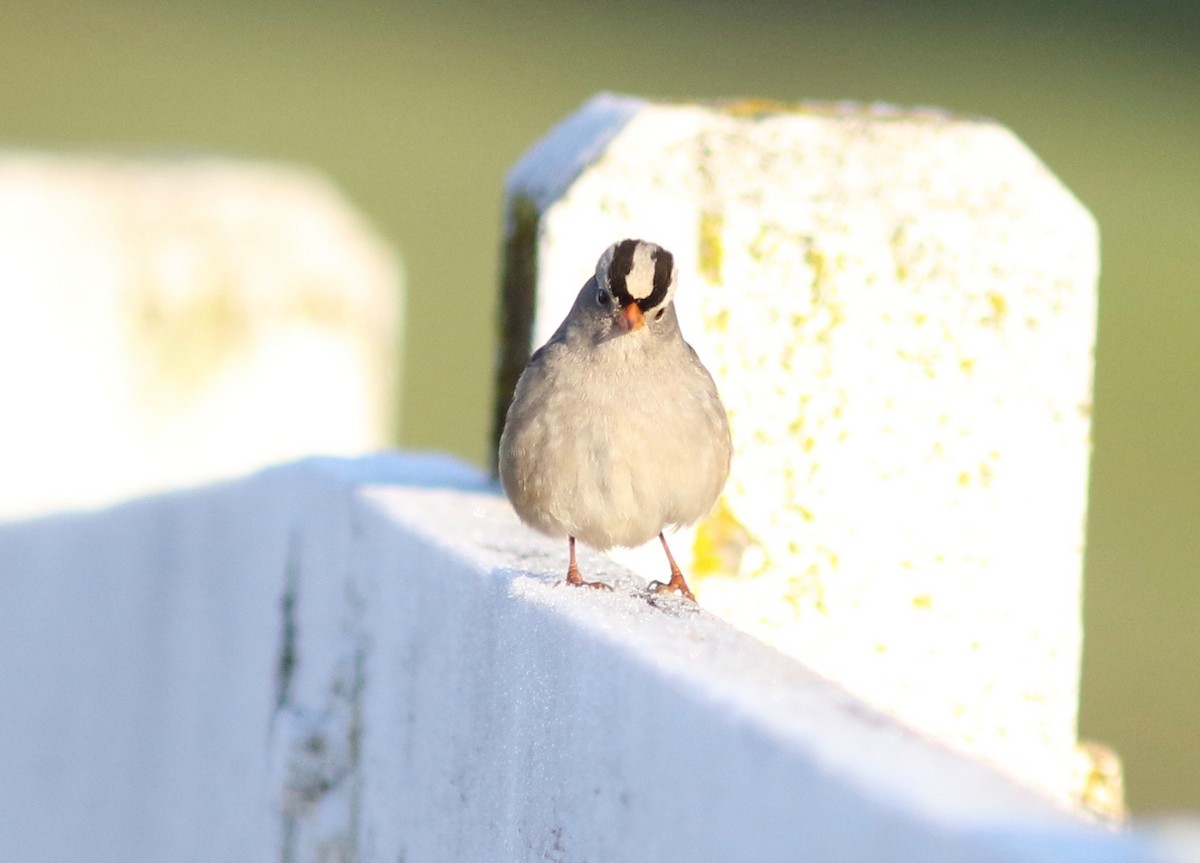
[0,155,402,521]
[496,94,1100,808]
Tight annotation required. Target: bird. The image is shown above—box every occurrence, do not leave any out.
[499,238,732,602]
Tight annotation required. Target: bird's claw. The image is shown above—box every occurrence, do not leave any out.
[577,578,613,591]
[556,576,612,591]
[648,578,696,603]
[565,561,613,591]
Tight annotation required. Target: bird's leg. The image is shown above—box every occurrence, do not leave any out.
[649,532,696,602]
[565,536,612,591]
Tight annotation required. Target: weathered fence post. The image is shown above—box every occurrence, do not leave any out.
[496,93,1101,807]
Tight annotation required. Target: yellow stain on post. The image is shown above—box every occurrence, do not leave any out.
[698,210,725,284]
[691,496,754,578]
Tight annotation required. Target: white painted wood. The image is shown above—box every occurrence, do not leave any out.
[0,155,402,520]
[0,456,1159,862]
[503,94,1099,805]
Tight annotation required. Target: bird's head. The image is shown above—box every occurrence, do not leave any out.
[592,239,678,334]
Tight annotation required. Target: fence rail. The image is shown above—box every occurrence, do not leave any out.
[0,455,1160,862]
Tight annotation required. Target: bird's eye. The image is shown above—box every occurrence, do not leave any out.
[654,309,665,321]
[596,289,610,306]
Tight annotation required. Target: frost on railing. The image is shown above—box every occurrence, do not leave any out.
[0,456,1162,863]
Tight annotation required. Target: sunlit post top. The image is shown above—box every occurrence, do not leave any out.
[497,93,1102,811]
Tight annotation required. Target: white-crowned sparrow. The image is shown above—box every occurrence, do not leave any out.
[499,239,732,601]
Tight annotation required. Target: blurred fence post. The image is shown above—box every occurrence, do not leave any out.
[0,155,403,520]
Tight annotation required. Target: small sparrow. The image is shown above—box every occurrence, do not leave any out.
[499,239,732,601]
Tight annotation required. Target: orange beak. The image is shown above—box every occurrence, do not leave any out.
[617,303,644,332]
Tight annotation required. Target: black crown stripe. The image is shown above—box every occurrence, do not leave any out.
[607,239,640,307]
[607,239,673,311]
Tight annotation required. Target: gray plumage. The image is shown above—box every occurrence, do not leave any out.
[499,239,731,599]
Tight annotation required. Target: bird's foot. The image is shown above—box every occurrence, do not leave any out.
[648,568,696,603]
[565,562,613,592]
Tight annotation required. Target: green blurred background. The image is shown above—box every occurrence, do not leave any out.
[3,0,1196,813]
